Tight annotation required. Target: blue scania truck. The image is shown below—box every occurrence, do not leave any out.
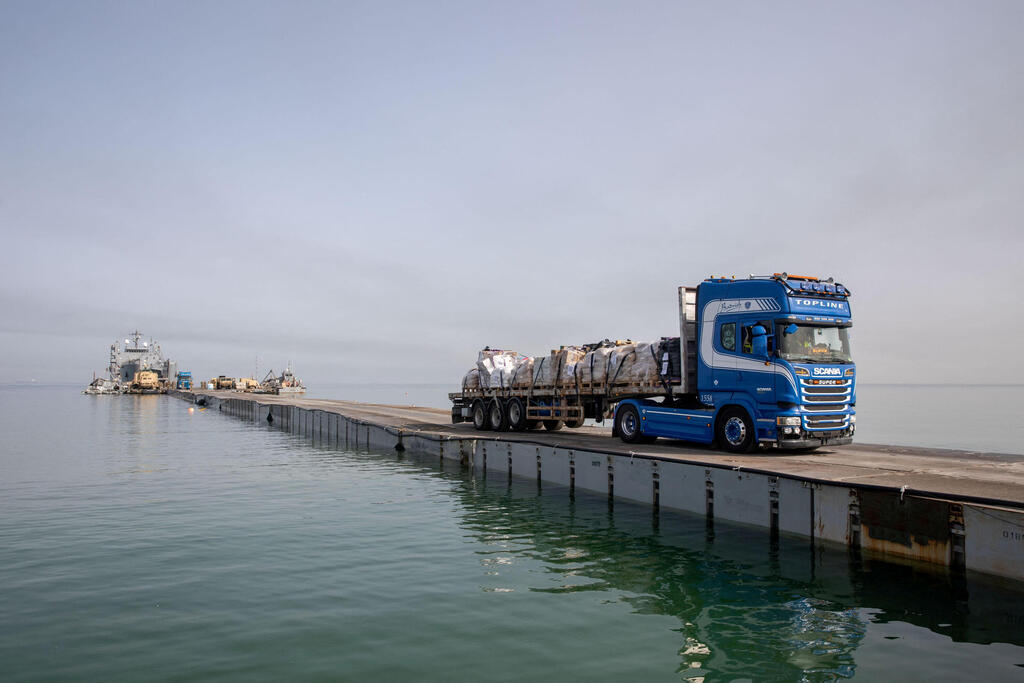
[614,273,855,452]
[451,273,855,453]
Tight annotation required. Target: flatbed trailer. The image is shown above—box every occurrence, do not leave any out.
[450,379,674,429]
[451,288,697,431]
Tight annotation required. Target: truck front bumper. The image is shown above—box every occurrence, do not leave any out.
[777,434,854,449]
[776,424,854,449]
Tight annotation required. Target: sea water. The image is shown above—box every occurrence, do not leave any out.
[1,385,1023,682]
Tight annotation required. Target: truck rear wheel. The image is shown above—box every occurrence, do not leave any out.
[566,417,585,428]
[543,420,564,431]
[488,398,509,431]
[506,398,528,431]
[716,407,754,453]
[472,400,490,431]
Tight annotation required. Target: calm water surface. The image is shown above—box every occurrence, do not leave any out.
[2,386,1023,682]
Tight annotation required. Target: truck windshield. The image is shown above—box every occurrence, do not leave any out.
[778,323,853,363]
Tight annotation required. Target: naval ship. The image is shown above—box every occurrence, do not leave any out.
[84,331,178,394]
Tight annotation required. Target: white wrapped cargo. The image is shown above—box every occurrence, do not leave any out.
[608,342,661,385]
[463,340,665,395]
[634,342,661,384]
[557,346,587,387]
[526,346,588,389]
[509,356,534,389]
[477,349,522,390]
[532,356,557,387]
[577,342,632,386]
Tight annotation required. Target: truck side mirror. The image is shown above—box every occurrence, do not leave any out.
[751,325,768,357]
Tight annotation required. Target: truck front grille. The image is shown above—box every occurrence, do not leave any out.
[804,414,849,430]
[803,403,848,412]
[804,393,850,403]
[804,385,847,394]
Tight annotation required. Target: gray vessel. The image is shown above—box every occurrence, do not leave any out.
[84,331,177,394]
[258,364,306,395]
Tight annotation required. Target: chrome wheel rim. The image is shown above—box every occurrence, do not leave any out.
[724,416,747,445]
[620,411,637,438]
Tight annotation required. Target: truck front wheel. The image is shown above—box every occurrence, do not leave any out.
[716,407,754,453]
[616,405,643,444]
[472,400,490,431]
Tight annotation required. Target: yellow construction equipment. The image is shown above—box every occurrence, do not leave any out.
[130,370,162,394]
[237,377,260,392]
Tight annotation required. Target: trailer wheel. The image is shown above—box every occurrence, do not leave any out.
[616,405,643,444]
[543,420,564,431]
[488,398,509,431]
[566,418,585,428]
[507,397,528,431]
[472,399,490,430]
[716,407,754,453]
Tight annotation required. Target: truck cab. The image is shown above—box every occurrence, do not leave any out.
[617,274,855,452]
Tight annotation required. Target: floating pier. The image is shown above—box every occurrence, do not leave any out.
[175,390,1024,585]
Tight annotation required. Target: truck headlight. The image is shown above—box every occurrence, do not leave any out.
[776,416,801,426]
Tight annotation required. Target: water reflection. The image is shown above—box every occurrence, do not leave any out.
[21,388,1021,682]
[442,465,1024,681]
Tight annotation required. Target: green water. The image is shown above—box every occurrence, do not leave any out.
[2,387,1023,681]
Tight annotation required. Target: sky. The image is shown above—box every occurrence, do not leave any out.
[2,1,1022,386]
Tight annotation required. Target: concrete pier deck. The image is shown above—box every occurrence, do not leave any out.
[178,390,1024,584]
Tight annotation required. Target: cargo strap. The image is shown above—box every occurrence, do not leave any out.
[606,348,636,397]
[529,357,545,400]
[572,361,581,400]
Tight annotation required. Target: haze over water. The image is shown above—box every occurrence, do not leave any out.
[2,385,1023,681]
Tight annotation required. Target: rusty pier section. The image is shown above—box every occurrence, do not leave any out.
[176,390,1024,584]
